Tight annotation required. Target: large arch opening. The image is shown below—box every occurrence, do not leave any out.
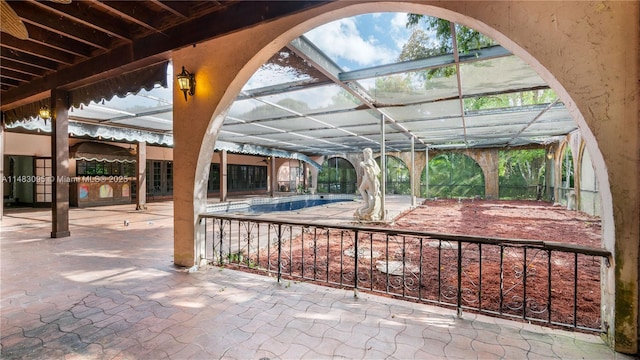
[376,155,411,195]
[172,1,632,351]
[424,152,485,199]
[317,157,357,194]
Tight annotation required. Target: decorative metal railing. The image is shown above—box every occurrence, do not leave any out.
[200,214,610,333]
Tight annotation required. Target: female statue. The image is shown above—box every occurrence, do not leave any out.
[355,148,383,221]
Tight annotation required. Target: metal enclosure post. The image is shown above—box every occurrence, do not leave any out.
[425,146,429,199]
[410,136,415,206]
[380,114,386,219]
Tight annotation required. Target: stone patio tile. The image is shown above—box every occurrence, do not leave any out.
[333,341,367,358]
[2,202,633,360]
[362,348,389,359]
[105,318,133,334]
[419,337,449,357]
[310,337,342,356]
[52,313,92,332]
[23,322,65,343]
[365,335,397,355]
[167,343,205,360]
[255,337,291,358]
[471,338,506,357]
[103,303,132,316]
[392,341,425,360]
[443,334,474,358]
[174,326,209,344]
[527,338,559,357]
[277,342,314,359]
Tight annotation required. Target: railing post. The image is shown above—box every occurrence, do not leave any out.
[573,253,578,328]
[457,240,462,318]
[478,243,483,311]
[203,217,207,260]
[277,224,282,283]
[499,245,504,315]
[437,240,442,303]
[218,219,224,266]
[523,247,528,320]
[354,230,359,298]
[547,249,552,325]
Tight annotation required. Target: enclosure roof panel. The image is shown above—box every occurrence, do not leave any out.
[8,12,577,156]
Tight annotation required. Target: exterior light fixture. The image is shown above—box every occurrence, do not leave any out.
[39,105,51,120]
[176,66,196,101]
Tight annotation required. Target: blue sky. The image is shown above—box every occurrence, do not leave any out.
[235,13,441,114]
[305,12,431,71]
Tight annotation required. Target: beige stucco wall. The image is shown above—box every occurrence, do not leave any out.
[4,132,51,157]
[171,1,639,353]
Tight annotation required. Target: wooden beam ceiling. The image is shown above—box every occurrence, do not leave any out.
[1,0,329,110]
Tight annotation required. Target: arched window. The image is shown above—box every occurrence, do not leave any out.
[498,149,546,200]
[423,153,484,198]
[318,157,357,194]
[376,156,411,195]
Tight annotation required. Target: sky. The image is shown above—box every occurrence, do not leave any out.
[230,13,442,117]
[305,13,414,71]
[243,13,436,89]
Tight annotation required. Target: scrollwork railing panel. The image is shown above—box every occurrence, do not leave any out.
[199,214,609,333]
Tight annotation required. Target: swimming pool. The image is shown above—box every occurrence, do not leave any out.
[205,194,355,214]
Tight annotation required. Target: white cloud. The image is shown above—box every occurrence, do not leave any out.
[391,13,408,30]
[389,13,412,51]
[306,18,394,67]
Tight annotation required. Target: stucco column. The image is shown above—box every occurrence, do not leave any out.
[0,124,4,221]
[136,141,147,210]
[465,149,499,200]
[482,149,499,200]
[50,89,70,238]
[309,165,318,192]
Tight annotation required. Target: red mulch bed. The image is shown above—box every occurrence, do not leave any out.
[227,199,604,331]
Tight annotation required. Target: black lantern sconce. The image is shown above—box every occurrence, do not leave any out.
[176,66,196,101]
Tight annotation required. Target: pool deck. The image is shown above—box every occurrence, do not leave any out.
[1,197,634,359]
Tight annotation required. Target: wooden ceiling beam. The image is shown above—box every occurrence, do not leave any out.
[31,0,132,41]
[1,68,34,83]
[11,1,113,50]
[1,1,329,108]
[1,36,76,65]
[0,58,49,77]
[0,47,59,72]
[150,0,189,20]
[22,26,94,58]
[1,78,21,88]
[92,1,162,33]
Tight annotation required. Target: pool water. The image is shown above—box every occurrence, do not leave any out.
[206,194,355,214]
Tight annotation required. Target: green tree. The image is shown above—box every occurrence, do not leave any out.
[424,153,484,198]
[498,149,546,199]
[465,89,558,110]
[406,15,496,54]
[403,15,495,80]
[398,29,440,61]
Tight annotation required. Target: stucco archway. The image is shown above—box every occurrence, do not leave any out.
[171,2,638,352]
